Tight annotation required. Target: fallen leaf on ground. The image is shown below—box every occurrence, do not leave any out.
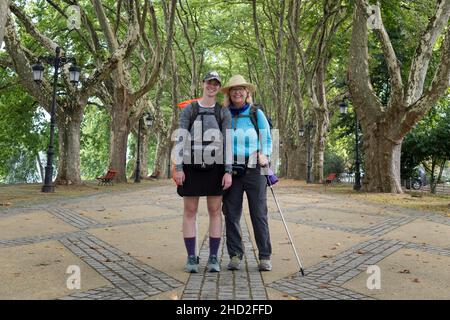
[398,269,410,274]
[412,278,420,283]
[322,255,333,258]
[356,249,365,254]
[319,284,329,289]
[36,262,50,267]
[282,258,290,261]
[335,243,341,246]
[0,202,12,206]
[97,208,106,211]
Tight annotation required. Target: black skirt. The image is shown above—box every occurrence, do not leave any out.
[177,164,225,197]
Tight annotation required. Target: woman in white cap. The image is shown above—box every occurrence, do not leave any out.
[174,71,232,273]
[221,74,273,271]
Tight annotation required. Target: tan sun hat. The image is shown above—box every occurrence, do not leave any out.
[220,74,257,94]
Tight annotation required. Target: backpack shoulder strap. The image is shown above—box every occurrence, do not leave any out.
[250,105,259,135]
[188,102,200,131]
[214,103,222,131]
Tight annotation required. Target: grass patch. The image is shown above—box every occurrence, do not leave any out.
[276,179,450,216]
[0,179,167,208]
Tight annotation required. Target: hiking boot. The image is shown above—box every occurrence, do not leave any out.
[258,259,272,271]
[185,255,199,273]
[227,256,241,270]
[207,255,220,272]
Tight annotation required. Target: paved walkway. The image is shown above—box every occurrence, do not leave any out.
[0,180,449,300]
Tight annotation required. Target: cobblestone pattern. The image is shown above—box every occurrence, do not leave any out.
[403,242,450,257]
[269,238,407,299]
[0,207,40,217]
[85,213,181,230]
[271,214,417,237]
[269,214,356,233]
[58,286,130,300]
[47,208,98,229]
[353,216,417,236]
[182,217,268,300]
[46,207,180,231]
[307,239,407,285]
[425,214,450,227]
[269,276,373,300]
[59,234,182,300]
[0,231,88,248]
[0,213,180,248]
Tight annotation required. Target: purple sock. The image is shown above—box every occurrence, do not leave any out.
[209,237,221,256]
[184,237,196,257]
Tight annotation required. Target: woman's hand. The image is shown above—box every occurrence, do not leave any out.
[258,154,269,167]
[175,170,185,186]
[222,172,232,190]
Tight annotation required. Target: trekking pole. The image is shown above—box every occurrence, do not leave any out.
[195,214,200,264]
[266,176,305,276]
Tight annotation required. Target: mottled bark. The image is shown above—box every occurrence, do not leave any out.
[108,87,132,183]
[153,131,171,179]
[285,143,307,180]
[348,0,450,193]
[55,104,83,185]
[0,0,9,45]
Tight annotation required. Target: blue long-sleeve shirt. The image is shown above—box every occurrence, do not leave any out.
[229,105,272,160]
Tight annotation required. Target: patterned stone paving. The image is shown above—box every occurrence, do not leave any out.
[59,234,182,300]
[182,217,267,300]
[47,208,98,229]
[1,183,449,300]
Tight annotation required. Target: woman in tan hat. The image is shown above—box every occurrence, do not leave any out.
[221,74,273,271]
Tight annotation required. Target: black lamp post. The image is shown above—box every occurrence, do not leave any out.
[339,100,362,191]
[134,113,153,183]
[299,122,315,183]
[32,46,80,193]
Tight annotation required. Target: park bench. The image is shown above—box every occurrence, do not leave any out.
[96,169,118,186]
[325,173,338,184]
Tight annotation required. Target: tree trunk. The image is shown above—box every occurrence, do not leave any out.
[430,159,437,194]
[109,91,131,183]
[287,147,307,180]
[36,153,44,182]
[55,104,83,185]
[313,109,329,183]
[361,121,403,193]
[152,131,170,179]
[0,0,8,45]
[349,0,450,193]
